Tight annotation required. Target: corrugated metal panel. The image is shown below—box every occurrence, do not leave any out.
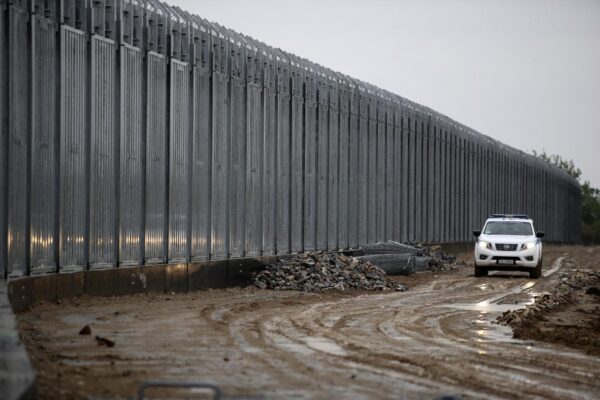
[7,5,29,277]
[367,96,377,244]
[426,120,435,242]
[447,131,454,242]
[30,15,57,274]
[59,26,87,271]
[393,106,402,242]
[407,110,416,241]
[191,64,211,261]
[401,109,409,243]
[0,0,6,277]
[246,81,263,256]
[456,135,462,242]
[414,114,423,242]
[229,73,246,258]
[469,141,476,237]
[262,70,276,255]
[375,99,385,242]
[450,132,457,242]
[442,126,449,242]
[316,75,328,251]
[460,138,467,241]
[457,136,463,241]
[466,140,472,238]
[327,78,339,250]
[211,71,229,259]
[433,124,442,242]
[384,103,394,241]
[275,83,290,254]
[475,142,481,227]
[119,44,144,265]
[303,73,317,251]
[347,87,359,248]
[338,84,349,250]
[290,68,303,253]
[357,93,368,246]
[89,35,117,269]
[455,133,461,240]
[168,58,191,263]
[145,51,168,264]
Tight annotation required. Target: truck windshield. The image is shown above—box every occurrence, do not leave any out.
[484,221,533,236]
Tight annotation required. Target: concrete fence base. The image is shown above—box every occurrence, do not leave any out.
[7,256,278,313]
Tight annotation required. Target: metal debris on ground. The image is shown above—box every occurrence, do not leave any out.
[253,252,408,292]
[359,241,463,274]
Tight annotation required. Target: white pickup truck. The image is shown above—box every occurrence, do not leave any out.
[473,214,545,279]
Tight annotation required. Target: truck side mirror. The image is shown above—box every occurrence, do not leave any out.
[536,231,545,238]
[473,230,481,237]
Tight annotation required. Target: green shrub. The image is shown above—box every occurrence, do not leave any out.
[533,150,600,244]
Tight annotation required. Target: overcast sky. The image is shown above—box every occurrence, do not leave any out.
[169,0,600,187]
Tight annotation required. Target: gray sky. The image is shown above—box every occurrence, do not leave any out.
[169,0,600,187]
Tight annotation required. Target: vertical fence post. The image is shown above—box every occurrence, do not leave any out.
[262,49,276,255]
[274,52,290,254]
[0,0,6,277]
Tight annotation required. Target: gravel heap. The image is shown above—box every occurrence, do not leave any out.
[496,268,600,326]
[253,252,408,292]
[406,243,460,270]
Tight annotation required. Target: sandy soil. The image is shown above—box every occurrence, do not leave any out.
[17,245,600,399]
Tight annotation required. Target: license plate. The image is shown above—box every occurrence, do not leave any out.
[498,260,514,265]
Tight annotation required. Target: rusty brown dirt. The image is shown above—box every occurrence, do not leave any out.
[17,245,600,399]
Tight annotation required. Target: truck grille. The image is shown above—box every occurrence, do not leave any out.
[495,243,518,251]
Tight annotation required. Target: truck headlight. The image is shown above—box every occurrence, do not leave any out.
[521,241,536,250]
[478,240,492,249]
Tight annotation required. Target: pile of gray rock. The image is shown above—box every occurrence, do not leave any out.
[253,252,408,292]
[358,241,461,275]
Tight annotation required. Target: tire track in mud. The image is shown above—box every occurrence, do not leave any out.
[223,255,600,399]
[19,248,600,400]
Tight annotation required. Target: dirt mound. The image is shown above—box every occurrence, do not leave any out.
[253,252,408,292]
[497,268,600,355]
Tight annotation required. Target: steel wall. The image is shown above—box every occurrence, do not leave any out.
[30,12,58,274]
[0,0,6,278]
[0,0,582,280]
[338,80,350,249]
[245,48,263,257]
[7,4,29,277]
[59,25,87,272]
[191,57,211,261]
[303,69,317,251]
[262,55,276,255]
[316,73,328,251]
[119,44,144,265]
[290,61,303,253]
[348,85,359,248]
[145,51,168,264]
[229,42,246,259]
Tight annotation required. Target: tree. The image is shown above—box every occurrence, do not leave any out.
[581,182,600,244]
[533,150,600,244]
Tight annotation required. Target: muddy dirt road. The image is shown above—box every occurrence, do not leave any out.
[18,245,600,399]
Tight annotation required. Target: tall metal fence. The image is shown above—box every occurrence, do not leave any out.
[0,0,581,279]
